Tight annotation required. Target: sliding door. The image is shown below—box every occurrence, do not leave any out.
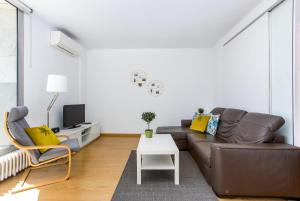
[294,0,300,146]
[217,0,294,144]
[222,13,270,113]
[270,0,294,144]
[0,0,22,146]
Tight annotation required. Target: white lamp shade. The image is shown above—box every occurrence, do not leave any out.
[46,74,68,92]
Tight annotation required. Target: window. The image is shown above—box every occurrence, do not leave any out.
[0,0,23,147]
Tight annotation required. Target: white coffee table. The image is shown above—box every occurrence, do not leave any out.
[136,134,179,185]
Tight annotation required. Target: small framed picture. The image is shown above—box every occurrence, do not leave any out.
[131,70,147,87]
[148,80,164,96]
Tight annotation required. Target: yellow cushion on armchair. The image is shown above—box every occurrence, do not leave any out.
[25,125,60,153]
[190,115,211,132]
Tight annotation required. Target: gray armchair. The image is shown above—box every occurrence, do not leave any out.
[4,106,80,193]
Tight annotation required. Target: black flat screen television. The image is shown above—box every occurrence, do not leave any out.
[63,104,85,128]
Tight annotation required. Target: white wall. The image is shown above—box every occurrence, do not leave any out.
[213,0,282,108]
[216,0,283,46]
[213,0,282,112]
[86,49,213,133]
[213,0,295,144]
[23,14,83,128]
[4,0,295,146]
[214,13,270,113]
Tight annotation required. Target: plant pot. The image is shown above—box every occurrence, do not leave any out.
[145,129,153,138]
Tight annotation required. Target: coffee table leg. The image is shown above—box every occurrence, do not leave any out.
[137,152,141,185]
[175,152,179,185]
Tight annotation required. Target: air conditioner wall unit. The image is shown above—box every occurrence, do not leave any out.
[50,31,81,57]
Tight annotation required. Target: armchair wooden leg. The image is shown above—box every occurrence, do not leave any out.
[17,168,31,189]
[11,153,72,194]
[12,174,70,194]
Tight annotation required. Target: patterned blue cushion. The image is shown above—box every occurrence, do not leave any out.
[206,114,220,136]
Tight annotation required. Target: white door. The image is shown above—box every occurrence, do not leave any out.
[270,0,294,145]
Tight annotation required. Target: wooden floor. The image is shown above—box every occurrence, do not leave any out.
[0,136,285,201]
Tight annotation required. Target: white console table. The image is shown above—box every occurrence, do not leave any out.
[56,122,101,148]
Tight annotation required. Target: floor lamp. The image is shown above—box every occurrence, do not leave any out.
[46,74,67,127]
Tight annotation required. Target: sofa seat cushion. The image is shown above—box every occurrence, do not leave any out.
[189,140,213,167]
[187,133,224,167]
[156,126,199,136]
[187,133,224,143]
[157,126,203,150]
[156,126,196,150]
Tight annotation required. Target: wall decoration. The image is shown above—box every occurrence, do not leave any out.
[148,80,164,96]
[131,70,147,87]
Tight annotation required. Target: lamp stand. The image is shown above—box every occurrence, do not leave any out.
[47,92,59,127]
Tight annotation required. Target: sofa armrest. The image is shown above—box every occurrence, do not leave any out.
[181,119,192,127]
[210,143,300,198]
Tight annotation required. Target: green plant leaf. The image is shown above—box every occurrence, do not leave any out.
[141,112,156,129]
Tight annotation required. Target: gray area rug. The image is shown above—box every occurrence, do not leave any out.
[111,151,218,201]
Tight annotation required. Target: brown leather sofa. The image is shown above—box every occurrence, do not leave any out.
[156,107,300,199]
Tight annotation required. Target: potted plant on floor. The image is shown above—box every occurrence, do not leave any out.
[141,112,156,138]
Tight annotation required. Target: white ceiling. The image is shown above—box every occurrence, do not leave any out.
[21,0,263,49]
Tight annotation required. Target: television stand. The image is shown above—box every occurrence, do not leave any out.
[68,124,81,129]
[56,122,101,148]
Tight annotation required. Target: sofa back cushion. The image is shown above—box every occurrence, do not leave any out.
[216,108,247,143]
[215,107,285,144]
[210,107,225,115]
[236,113,285,143]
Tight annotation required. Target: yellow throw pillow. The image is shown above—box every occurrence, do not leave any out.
[190,115,211,132]
[25,125,61,153]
